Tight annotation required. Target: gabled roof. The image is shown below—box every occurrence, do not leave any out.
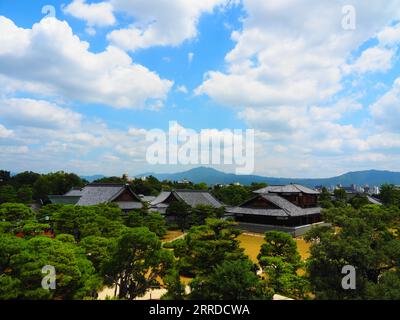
[254,184,320,195]
[64,188,84,197]
[140,196,157,203]
[174,190,223,208]
[227,193,321,217]
[151,191,172,206]
[367,196,382,205]
[151,190,223,208]
[75,183,141,206]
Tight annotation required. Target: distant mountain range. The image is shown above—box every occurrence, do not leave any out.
[133,167,400,187]
[81,175,106,182]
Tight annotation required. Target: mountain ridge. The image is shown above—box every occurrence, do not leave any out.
[134,167,400,187]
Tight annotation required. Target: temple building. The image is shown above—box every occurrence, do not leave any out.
[49,183,143,212]
[226,184,322,235]
[150,189,224,214]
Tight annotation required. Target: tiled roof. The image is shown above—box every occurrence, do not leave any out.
[260,194,303,215]
[150,191,172,206]
[227,193,321,217]
[65,188,83,196]
[174,190,223,208]
[75,184,142,207]
[140,196,157,203]
[254,184,320,195]
[150,190,223,208]
[367,196,382,205]
[227,207,289,217]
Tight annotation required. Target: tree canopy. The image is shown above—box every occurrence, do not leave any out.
[305,205,400,299]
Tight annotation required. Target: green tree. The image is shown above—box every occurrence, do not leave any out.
[103,227,174,300]
[0,235,101,299]
[333,188,347,203]
[144,212,167,238]
[170,219,246,277]
[257,231,308,299]
[10,171,40,189]
[190,204,222,225]
[33,171,85,202]
[189,259,273,300]
[17,185,33,204]
[166,201,191,232]
[161,270,186,300]
[258,231,301,266]
[305,205,400,299]
[380,184,400,207]
[349,194,370,209]
[51,204,126,241]
[0,203,35,223]
[79,236,115,272]
[125,205,166,238]
[125,210,145,228]
[365,270,400,299]
[0,170,11,185]
[319,187,333,208]
[130,176,162,196]
[0,185,17,204]
[212,184,251,206]
[93,176,126,184]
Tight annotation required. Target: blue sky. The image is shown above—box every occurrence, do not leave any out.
[0,0,400,178]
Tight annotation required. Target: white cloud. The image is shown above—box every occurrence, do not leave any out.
[378,22,400,46]
[344,22,400,74]
[370,77,400,132]
[107,0,231,51]
[0,98,82,129]
[0,145,29,154]
[188,52,194,63]
[63,0,116,27]
[177,85,188,94]
[0,16,173,109]
[196,0,400,110]
[344,47,395,74]
[192,0,400,175]
[0,124,13,138]
[310,97,363,121]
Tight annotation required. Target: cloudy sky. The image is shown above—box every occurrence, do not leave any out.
[1,0,400,178]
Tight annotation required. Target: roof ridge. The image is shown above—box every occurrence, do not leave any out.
[87,183,127,186]
[174,189,210,193]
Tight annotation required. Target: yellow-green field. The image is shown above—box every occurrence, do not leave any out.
[175,232,312,286]
[238,233,311,263]
[162,230,184,242]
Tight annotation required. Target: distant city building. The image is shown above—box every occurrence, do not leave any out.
[177,179,191,184]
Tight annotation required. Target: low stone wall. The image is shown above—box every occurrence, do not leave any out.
[237,221,330,237]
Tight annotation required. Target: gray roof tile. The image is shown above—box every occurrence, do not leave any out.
[150,190,223,208]
[254,184,320,195]
[227,193,321,217]
[174,190,223,208]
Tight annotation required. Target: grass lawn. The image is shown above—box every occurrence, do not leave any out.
[162,230,184,242]
[238,233,311,264]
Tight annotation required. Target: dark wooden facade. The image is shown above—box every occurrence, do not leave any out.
[231,190,322,227]
[235,213,321,227]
